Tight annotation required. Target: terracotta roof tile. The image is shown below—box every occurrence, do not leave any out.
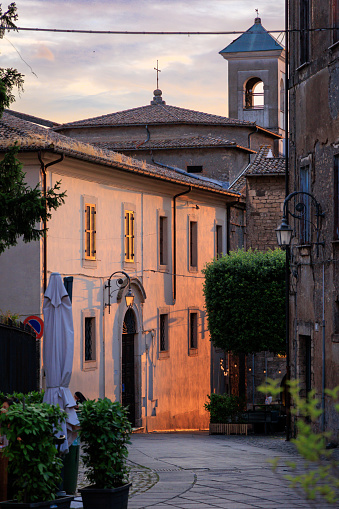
[0,111,240,198]
[90,135,255,153]
[229,145,285,193]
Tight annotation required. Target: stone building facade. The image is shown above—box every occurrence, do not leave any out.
[288,0,339,437]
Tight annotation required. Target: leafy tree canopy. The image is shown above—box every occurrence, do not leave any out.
[0,145,66,254]
[0,3,24,115]
[203,248,286,355]
[0,4,66,254]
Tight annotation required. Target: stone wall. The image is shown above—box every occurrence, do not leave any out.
[246,175,285,251]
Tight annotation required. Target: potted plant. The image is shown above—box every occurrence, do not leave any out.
[0,400,73,508]
[78,398,132,509]
[205,393,247,435]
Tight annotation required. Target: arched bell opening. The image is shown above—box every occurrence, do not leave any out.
[244,77,264,110]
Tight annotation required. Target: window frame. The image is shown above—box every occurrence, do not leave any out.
[299,0,310,65]
[299,163,311,245]
[82,309,98,371]
[189,218,198,271]
[334,154,339,240]
[188,308,199,356]
[124,209,135,263]
[159,214,169,268]
[333,0,339,45]
[215,223,224,259]
[82,195,98,268]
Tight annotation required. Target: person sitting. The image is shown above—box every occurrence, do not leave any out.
[74,392,86,410]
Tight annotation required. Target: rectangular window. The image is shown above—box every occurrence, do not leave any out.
[334,155,339,239]
[190,221,198,268]
[85,204,96,260]
[159,216,168,266]
[216,224,223,258]
[159,314,169,352]
[334,0,339,44]
[300,165,311,244]
[125,210,135,262]
[187,165,203,173]
[300,0,310,64]
[85,317,96,362]
[189,312,198,350]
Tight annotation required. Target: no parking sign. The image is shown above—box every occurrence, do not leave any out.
[23,315,44,339]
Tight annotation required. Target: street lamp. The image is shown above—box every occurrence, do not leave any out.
[105,271,135,314]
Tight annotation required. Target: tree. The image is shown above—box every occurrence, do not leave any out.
[0,146,66,254]
[0,2,24,115]
[0,3,66,254]
[203,248,286,355]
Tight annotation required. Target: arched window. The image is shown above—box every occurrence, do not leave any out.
[244,77,264,110]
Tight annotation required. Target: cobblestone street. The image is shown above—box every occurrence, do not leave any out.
[71,433,339,509]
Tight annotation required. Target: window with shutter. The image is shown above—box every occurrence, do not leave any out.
[125,210,135,262]
[85,203,96,260]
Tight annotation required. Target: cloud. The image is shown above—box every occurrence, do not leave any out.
[8,0,285,122]
[33,44,55,61]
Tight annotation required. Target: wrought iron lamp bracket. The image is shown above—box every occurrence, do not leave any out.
[105,270,131,314]
[281,191,325,257]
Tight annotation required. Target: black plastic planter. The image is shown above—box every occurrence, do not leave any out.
[80,483,131,509]
[0,495,74,508]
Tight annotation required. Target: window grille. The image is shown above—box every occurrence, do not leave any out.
[159,314,168,352]
[189,312,198,349]
[299,165,311,244]
[85,317,95,361]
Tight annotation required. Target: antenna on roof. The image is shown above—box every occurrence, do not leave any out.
[154,60,161,90]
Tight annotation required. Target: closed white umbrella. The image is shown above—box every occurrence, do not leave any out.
[43,272,79,454]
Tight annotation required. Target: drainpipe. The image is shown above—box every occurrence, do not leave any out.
[173,187,192,303]
[136,125,150,148]
[38,152,64,292]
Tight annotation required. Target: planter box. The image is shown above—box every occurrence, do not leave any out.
[0,496,74,508]
[80,483,131,509]
[209,423,248,435]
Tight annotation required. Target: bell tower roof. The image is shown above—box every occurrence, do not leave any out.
[219,17,284,55]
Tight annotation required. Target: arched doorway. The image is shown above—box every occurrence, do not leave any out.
[122,308,136,426]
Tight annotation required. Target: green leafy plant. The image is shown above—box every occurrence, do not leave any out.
[258,378,339,505]
[0,390,44,406]
[204,393,245,423]
[203,248,286,354]
[78,398,132,489]
[0,145,66,254]
[0,402,66,503]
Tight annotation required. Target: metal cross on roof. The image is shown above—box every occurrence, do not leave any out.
[255,8,259,17]
[154,60,161,89]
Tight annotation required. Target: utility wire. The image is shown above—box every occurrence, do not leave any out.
[6,27,339,35]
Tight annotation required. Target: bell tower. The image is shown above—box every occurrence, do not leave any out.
[220,16,285,138]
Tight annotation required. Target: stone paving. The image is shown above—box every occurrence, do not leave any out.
[71,432,339,509]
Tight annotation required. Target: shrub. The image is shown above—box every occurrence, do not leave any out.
[78,398,132,489]
[0,402,66,503]
[204,393,245,423]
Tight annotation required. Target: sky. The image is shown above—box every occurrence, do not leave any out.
[1,0,285,123]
